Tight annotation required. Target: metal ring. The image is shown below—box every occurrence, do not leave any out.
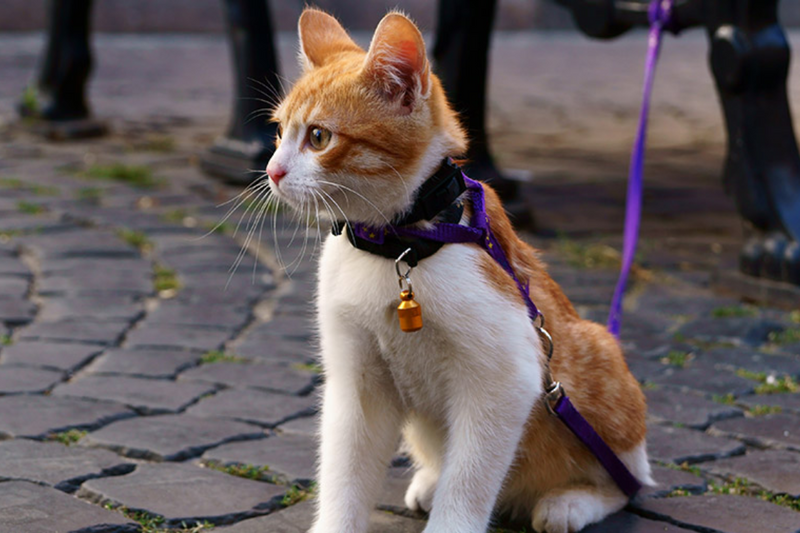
[536,326,554,361]
[395,248,413,279]
[532,312,546,329]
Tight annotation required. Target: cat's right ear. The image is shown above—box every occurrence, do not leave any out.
[298,8,361,71]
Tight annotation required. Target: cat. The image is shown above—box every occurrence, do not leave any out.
[266,8,653,533]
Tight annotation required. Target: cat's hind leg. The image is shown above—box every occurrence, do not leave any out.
[402,414,446,513]
[531,485,627,533]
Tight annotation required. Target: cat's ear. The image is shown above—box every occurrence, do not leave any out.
[363,12,430,113]
[298,8,361,71]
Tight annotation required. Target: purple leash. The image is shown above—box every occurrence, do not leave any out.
[608,0,674,336]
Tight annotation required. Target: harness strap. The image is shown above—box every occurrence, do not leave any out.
[392,176,641,498]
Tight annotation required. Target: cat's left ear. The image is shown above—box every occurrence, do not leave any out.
[363,12,431,113]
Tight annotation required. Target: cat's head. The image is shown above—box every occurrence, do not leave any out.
[267,8,467,226]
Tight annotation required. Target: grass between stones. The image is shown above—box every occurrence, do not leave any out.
[17,201,46,215]
[768,328,800,346]
[117,229,153,253]
[76,187,103,203]
[0,335,12,346]
[0,177,59,196]
[663,466,800,512]
[205,461,274,482]
[154,264,180,296]
[791,311,800,324]
[136,135,177,153]
[104,504,215,532]
[19,85,39,115]
[160,208,233,235]
[199,351,247,365]
[282,483,317,506]
[80,163,163,189]
[712,393,784,417]
[48,429,87,446]
[735,369,799,394]
[660,350,694,368]
[711,305,758,318]
[292,362,323,374]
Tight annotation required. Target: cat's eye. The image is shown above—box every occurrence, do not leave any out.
[308,126,332,151]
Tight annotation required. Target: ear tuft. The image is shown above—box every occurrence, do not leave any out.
[363,12,430,111]
[298,8,361,71]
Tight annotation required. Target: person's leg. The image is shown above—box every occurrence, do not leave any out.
[201,0,282,184]
[433,0,530,223]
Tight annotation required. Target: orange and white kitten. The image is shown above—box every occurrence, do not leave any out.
[267,9,652,533]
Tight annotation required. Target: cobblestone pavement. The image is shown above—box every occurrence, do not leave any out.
[0,32,799,533]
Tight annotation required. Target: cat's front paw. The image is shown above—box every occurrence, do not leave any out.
[532,491,595,533]
[404,467,438,513]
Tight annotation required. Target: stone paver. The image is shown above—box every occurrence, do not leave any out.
[647,424,746,464]
[83,414,265,461]
[187,388,317,428]
[219,500,426,533]
[0,341,103,371]
[52,375,216,414]
[0,439,133,492]
[0,365,63,394]
[633,494,800,533]
[0,31,798,533]
[0,395,133,439]
[124,322,232,351]
[709,414,800,452]
[0,481,137,533]
[203,432,316,484]
[645,387,743,429]
[707,449,800,497]
[738,393,800,415]
[178,360,317,395]
[18,320,129,346]
[85,347,200,378]
[580,511,697,532]
[79,463,284,526]
[639,465,708,499]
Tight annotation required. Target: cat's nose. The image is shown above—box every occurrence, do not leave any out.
[267,162,287,185]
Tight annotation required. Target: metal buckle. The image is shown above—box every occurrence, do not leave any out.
[545,380,565,416]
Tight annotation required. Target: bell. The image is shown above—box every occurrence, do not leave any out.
[397,290,423,332]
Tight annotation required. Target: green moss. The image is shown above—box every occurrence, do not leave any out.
[747,405,782,416]
[206,461,271,481]
[117,229,152,253]
[76,187,103,203]
[20,85,39,115]
[768,328,800,346]
[0,178,24,189]
[162,209,190,224]
[736,369,799,394]
[81,163,161,189]
[154,264,180,294]
[0,335,13,346]
[712,393,737,405]
[17,201,45,215]
[292,362,323,374]
[281,483,317,506]
[791,310,800,324]
[48,429,87,446]
[139,135,176,153]
[709,478,800,512]
[711,305,758,318]
[660,350,693,368]
[200,351,247,365]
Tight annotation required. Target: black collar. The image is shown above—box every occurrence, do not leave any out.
[332,158,467,266]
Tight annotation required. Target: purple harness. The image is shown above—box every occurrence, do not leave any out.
[353,177,641,498]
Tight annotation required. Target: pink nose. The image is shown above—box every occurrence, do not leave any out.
[267,162,287,185]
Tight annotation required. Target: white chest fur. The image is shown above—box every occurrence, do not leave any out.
[316,233,544,419]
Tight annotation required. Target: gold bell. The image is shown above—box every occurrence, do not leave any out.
[397,290,423,332]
